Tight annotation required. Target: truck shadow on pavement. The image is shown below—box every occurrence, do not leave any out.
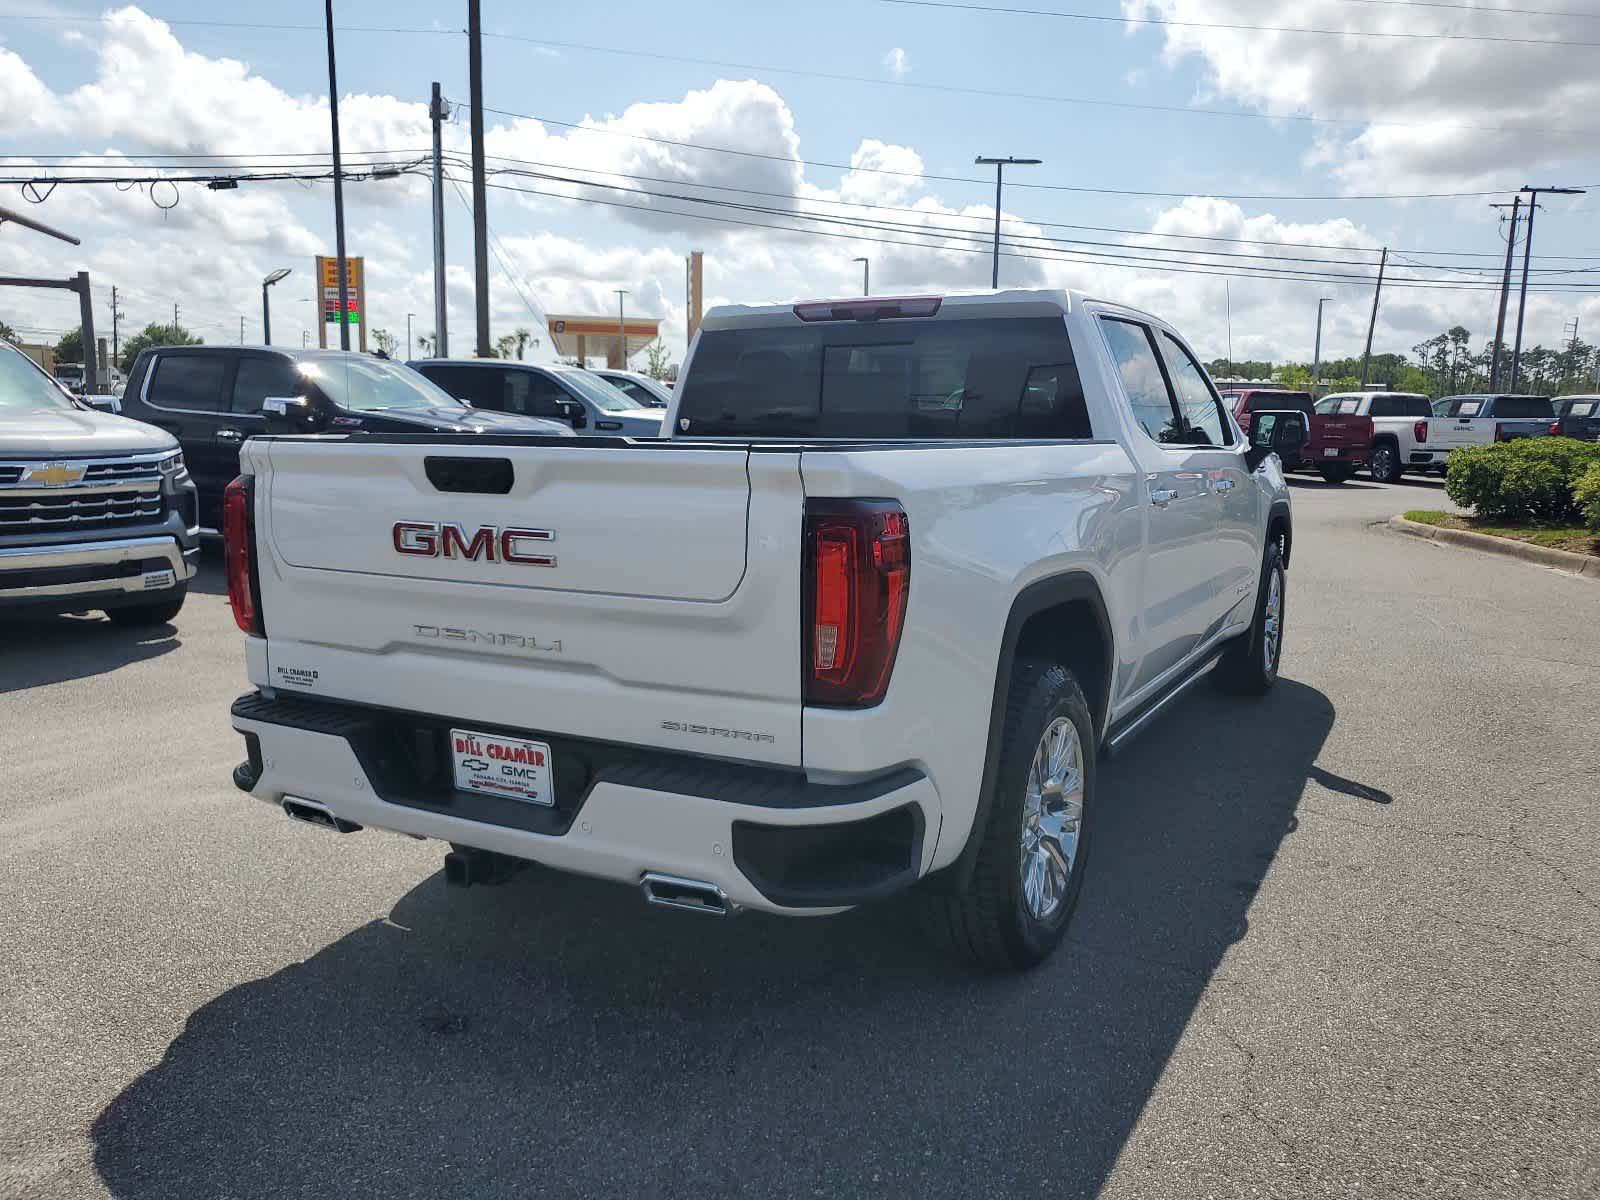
[91,679,1351,1200]
[0,617,180,693]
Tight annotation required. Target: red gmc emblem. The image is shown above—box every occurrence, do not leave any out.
[393,521,556,567]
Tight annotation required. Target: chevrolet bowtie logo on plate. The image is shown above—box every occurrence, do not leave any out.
[21,462,87,487]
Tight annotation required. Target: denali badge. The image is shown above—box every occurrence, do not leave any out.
[413,625,563,654]
[393,521,555,566]
[661,720,776,745]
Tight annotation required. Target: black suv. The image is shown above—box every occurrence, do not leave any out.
[122,347,570,524]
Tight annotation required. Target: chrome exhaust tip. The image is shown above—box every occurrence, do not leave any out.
[640,872,738,917]
[282,796,361,833]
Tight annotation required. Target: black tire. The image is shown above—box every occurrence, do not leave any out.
[1369,441,1403,484]
[925,662,1095,970]
[105,585,187,627]
[1317,463,1355,484]
[1216,542,1285,695]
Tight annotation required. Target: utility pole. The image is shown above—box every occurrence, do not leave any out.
[1512,185,1586,391]
[1359,247,1388,388]
[1312,297,1331,386]
[852,256,870,296]
[407,312,416,360]
[1489,197,1520,390]
[615,289,629,369]
[110,285,123,367]
[324,0,351,351]
[468,0,491,358]
[974,155,1041,289]
[173,302,180,328]
[1225,281,1233,378]
[430,81,449,358]
[240,316,245,343]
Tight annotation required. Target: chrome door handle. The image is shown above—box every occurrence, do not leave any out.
[1150,488,1179,507]
[216,429,243,442]
[1212,478,1235,493]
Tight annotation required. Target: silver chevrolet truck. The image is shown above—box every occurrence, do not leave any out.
[1,339,199,624]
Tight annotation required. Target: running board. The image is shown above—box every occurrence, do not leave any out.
[1102,649,1223,756]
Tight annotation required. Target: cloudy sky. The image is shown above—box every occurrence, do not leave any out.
[2,0,1597,370]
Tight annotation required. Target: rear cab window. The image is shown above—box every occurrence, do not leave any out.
[1367,395,1431,418]
[677,315,1091,439]
[1493,396,1553,419]
[1242,391,1314,417]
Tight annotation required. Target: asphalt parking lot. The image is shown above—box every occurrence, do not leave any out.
[2,475,1597,1200]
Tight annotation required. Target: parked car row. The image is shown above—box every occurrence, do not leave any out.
[1221,386,1599,484]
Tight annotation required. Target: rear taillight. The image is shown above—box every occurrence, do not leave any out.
[1414,420,1428,444]
[1549,421,1562,436]
[803,499,910,707]
[1494,422,1508,442]
[223,475,263,635]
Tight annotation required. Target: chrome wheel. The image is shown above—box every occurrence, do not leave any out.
[1019,717,1085,921]
[1262,565,1284,672]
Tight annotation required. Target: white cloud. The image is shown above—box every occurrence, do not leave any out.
[1123,0,1600,192]
[883,47,911,77]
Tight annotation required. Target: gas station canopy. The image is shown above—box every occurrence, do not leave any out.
[547,315,661,368]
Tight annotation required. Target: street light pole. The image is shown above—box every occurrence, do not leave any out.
[323,0,350,351]
[262,268,291,345]
[852,256,870,296]
[407,313,415,360]
[1312,298,1332,385]
[615,289,629,369]
[1511,185,1585,392]
[974,155,1041,289]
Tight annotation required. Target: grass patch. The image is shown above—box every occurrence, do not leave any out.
[1404,510,1600,557]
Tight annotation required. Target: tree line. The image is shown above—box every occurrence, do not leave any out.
[1208,326,1599,397]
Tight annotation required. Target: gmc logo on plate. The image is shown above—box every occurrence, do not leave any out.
[393,521,556,567]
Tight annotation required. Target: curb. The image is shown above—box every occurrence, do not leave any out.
[1388,516,1600,581]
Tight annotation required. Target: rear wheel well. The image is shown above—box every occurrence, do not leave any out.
[1268,511,1292,568]
[1012,599,1111,740]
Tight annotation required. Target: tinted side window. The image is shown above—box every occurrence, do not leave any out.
[1100,318,1179,444]
[524,376,569,422]
[678,316,1089,439]
[149,354,225,412]
[420,365,501,409]
[232,356,301,413]
[1158,332,1229,446]
[1496,396,1553,419]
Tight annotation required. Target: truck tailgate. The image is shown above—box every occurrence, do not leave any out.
[1312,414,1372,456]
[248,438,805,766]
[1431,418,1494,448]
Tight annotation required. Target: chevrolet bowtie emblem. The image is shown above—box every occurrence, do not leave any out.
[21,462,87,487]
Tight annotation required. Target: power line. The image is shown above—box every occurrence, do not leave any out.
[474,36,1592,139]
[466,151,1600,270]
[473,104,1586,202]
[880,0,1600,48]
[1322,0,1600,18]
[446,176,548,330]
[466,172,1600,294]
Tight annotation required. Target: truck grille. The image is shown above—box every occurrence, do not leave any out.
[0,455,167,536]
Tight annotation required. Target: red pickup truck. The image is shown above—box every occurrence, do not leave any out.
[1221,389,1372,484]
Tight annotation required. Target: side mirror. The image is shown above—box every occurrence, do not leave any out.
[80,395,122,414]
[556,399,587,429]
[1245,410,1309,471]
[262,395,318,432]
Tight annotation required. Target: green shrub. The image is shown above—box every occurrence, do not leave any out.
[1444,438,1600,523]
[1575,461,1600,533]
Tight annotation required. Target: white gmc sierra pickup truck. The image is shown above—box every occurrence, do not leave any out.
[227,290,1306,968]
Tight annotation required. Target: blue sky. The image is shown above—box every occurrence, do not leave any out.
[3,0,1597,368]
